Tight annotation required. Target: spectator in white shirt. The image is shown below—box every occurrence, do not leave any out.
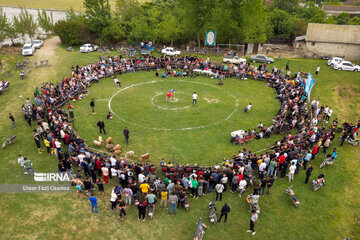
[18,154,27,174]
[192,92,198,104]
[244,103,252,113]
[288,163,297,182]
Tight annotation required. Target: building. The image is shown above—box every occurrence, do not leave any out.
[295,23,360,61]
[322,5,360,18]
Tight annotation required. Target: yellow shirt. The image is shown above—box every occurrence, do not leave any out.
[257,159,262,167]
[44,139,50,147]
[161,191,168,200]
[139,183,150,193]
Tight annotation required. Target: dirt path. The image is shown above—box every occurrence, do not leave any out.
[34,36,61,60]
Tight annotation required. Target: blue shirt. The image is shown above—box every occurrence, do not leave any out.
[181,177,189,188]
[305,153,312,161]
[89,196,97,205]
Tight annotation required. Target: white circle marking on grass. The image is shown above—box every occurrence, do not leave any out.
[108,79,239,131]
[151,92,192,111]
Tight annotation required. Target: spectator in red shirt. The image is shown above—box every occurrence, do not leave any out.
[95,159,102,176]
[312,146,319,160]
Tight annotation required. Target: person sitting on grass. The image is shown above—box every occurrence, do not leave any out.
[244,103,252,113]
[107,112,112,120]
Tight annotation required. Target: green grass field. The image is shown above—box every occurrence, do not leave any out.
[0,0,147,11]
[0,44,359,240]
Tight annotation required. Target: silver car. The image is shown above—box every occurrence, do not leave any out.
[32,39,43,49]
[249,54,274,64]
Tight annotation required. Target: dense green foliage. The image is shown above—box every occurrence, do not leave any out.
[54,20,83,45]
[3,0,360,46]
[51,0,360,46]
[37,10,54,35]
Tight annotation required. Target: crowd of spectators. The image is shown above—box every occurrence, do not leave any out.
[19,54,352,222]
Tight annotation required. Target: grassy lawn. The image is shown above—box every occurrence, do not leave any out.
[0,0,147,12]
[0,45,359,240]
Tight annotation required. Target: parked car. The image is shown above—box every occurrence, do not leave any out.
[80,44,98,53]
[32,39,43,49]
[22,43,35,56]
[327,57,344,67]
[223,55,246,64]
[161,47,181,56]
[333,61,360,72]
[249,54,274,64]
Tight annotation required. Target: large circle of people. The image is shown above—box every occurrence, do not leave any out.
[20,54,360,220]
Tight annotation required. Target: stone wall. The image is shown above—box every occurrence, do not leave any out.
[305,41,360,61]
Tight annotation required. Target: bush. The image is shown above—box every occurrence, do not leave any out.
[101,23,125,45]
[54,20,95,46]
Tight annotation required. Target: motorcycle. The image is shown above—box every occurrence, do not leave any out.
[247,194,260,214]
[285,186,300,208]
[193,218,207,240]
[208,201,217,224]
[320,154,334,169]
[148,203,155,219]
[312,174,325,191]
[344,136,360,146]
[184,195,190,211]
[0,80,9,94]
[2,135,16,149]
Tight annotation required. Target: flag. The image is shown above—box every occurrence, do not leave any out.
[205,31,216,46]
[305,72,315,100]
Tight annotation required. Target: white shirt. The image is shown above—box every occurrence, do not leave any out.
[111,168,117,177]
[251,213,258,222]
[78,154,85,163]
[247,104,252,110]
[324,107,329,114]
[18,157,25,166]
[110,191,117,202]
[289,165,296,174]
[192,93,198,100]
[239,179,247,189]
[138,173,145,184]
[101,167,109,176]
[328,109,333,116]
[55,141,62,148]
[316,66,320,72]
[259,162,266,172]
[110,157,117,167]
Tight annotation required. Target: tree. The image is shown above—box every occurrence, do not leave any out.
[128,18,152,43]
[83,0,111,36]
[302,2,327,22]
[349,17,360,25]
[293,19,307,37]
[5,24,19,46]
[12,16,26,43]
[269,9,296,40]
[206,0,241,45]
[309,11,327,23]
[179,0,212,47]
[274,0,300,14]
[101,23,125,45]
[336,12,350,25]
[54,20,82,45]
[154,13,179,45]
[241,0,269,43]
[115,0,143,22]
[37,10,54,35]
[13,7,38,42]
[0,8,8,45]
